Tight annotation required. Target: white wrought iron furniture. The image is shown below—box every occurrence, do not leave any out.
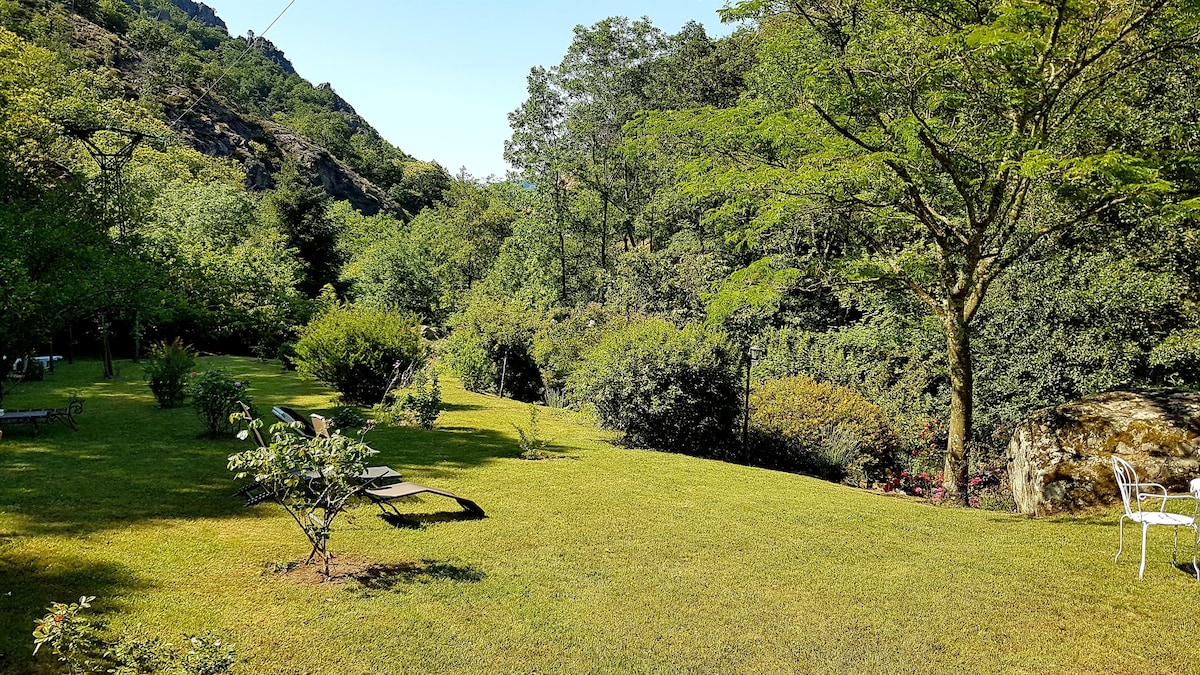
[1112,456,1200,579]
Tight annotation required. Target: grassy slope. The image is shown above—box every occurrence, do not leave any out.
[1,357,1197,674]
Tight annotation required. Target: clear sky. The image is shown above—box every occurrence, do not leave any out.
[200,1,735,180]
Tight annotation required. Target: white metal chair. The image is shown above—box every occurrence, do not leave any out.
[1112,456,1199,579]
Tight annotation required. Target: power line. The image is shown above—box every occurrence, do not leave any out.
[168,0,299,128]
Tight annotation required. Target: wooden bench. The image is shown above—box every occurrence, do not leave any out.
[0,399,83,437]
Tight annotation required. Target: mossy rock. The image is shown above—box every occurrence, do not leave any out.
[1007,390,1200,516]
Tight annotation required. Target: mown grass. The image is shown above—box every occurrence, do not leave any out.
[1,357,1198,674]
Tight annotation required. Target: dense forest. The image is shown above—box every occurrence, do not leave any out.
[2,0,1198,506]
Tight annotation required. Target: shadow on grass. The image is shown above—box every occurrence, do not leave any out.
[377,509,486,530]
[0,359,510,535]
[0,552,146,675]
[353,559,485,592]
[366,425,520,478]
[440,402,485,412]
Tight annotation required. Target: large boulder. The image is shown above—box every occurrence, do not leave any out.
[1007,390,1200,516]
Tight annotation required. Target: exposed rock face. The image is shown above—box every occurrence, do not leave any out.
[250,35,296,76]
[1007,390,1200,516]
[168,95,400,216]
[167,0,226,30]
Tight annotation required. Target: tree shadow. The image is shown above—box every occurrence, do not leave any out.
[0,552,146,675]
[376,508,486,530]
[351,559,485,593]
[439,403,484,412]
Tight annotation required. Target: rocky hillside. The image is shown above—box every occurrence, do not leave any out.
[8,0,442,216]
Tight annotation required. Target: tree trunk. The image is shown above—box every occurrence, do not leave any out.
[100,313,114,379]
[941,306,973,506]
[600,196,609,270]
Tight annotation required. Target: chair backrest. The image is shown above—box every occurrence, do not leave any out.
[272,406,316,438]
[311,414,331,438]
[1111,456,1140,516]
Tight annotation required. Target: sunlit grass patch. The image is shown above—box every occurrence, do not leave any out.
[0,357,1197,674]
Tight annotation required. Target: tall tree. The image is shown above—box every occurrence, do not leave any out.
[678,0,1200,503]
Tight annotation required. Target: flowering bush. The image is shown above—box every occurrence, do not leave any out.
[189,370,251,437]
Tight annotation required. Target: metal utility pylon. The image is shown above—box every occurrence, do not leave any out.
[64,126,145,236]
[64,126,145,377]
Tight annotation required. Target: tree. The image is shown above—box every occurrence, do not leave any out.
[228,415,376,579]
[668,0,1200,503]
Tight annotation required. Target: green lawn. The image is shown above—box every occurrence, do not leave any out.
[1,358,1197,674]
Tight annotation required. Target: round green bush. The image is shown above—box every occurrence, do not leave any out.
[189,369,251,437]
[749,375,900,485]
[568,319,739,453]
[294,306,422,404]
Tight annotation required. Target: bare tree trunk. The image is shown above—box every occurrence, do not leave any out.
[600,196,609,270]
[100,314,114,379]
[941,306,973,506]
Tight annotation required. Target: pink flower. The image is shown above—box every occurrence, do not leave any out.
[913,487,924,496]
[970,477,983,486]
[190,372,198,377]
[969,497,981,508]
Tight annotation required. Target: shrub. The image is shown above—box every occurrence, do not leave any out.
[294,306,422,404]
[568,319,739,453]
[189,370,251,437]
[513,405,550,460]
[22,359,44,382]
[33,596,101,674]
[374,370,442,430]
[401,371,442,430]
[328,406,366,432]
[275,341,298,371]
[443,293,544,401]
[143,338,196,408]
[749,375,901,485]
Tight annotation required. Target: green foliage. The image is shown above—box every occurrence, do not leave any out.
[143,339,196,409]
[107,628,235,675]
[327,406,366,433]
[441,329,494,393]
[32,596,100,675]
[1151,329,1200,385]
[748,375,901,485]
[444,292,544,401]
[22,359,45,382]
[188,370,250,437]
[755,324,946,450]
[568,318,739,453]
[294,305,422,405]
[228,414,377,577]
[513,405,551,460]
[399,370,442,430]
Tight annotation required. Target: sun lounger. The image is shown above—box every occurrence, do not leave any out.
[271,405,317,438]
[363,482,485,518]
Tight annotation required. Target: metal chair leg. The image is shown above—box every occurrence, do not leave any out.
[1116,516,1126,561]
[1139,523,1149,579]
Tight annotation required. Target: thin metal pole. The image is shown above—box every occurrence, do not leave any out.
[742,354,751,447]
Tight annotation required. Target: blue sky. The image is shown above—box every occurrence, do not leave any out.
[201,1,735,179]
